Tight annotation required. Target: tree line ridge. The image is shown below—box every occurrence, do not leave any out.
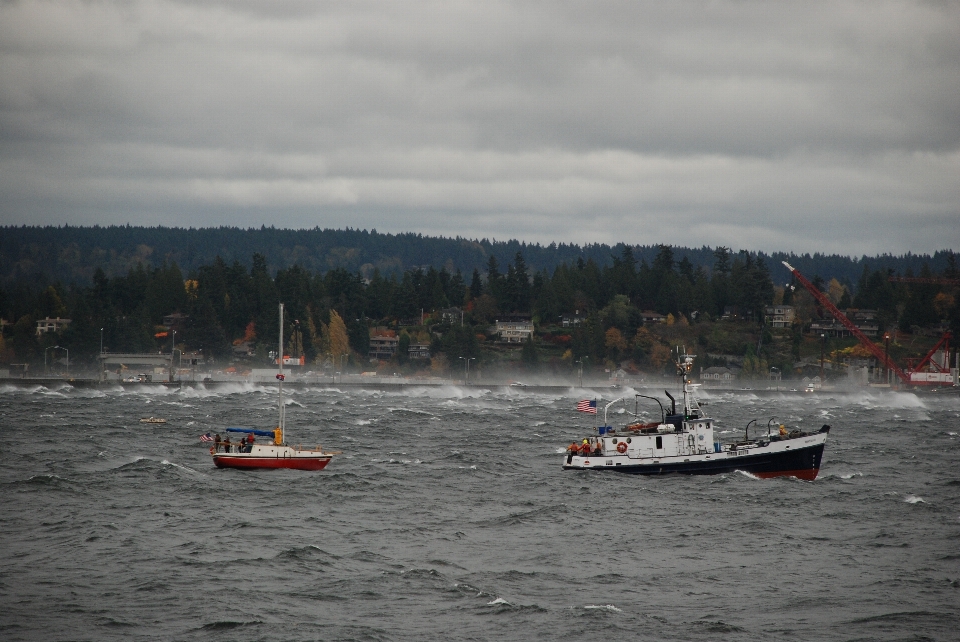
[1,225,955,288]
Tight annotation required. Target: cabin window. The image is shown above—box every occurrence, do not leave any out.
[656,436,663,449]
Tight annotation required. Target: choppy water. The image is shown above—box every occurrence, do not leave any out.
[1,382,959,641]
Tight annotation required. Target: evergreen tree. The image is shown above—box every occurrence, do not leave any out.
[397,330,410,365]
[502,263,519,312]
[469,268,483,300]
[348,317,370,357]
[448,269,467,306]
[486,255,502,305]
[653,245,678,314]
[37,285,67,319]
[185,298,229,357]
[514,251,531,312]
[710,248,730,316]
[520,335,539,368]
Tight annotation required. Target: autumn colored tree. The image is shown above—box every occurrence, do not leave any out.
[327,310,350,360]
[649,344,673,371]
[604,327,627,361]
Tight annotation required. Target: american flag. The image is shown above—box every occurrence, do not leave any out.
[199,433,214,442]
[576,399,597,414]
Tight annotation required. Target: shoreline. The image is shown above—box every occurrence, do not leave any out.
[2,376,954,395]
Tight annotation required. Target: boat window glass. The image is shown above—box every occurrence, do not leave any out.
[656,436,662,449]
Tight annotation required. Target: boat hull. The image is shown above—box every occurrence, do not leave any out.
[212,453,332,471]
[563,439,826,480]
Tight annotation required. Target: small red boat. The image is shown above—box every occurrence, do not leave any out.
[212,442,333,471]
[211,303,337,471]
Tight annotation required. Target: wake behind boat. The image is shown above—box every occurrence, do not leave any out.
[210,303,337,471]
[563,354,830,480]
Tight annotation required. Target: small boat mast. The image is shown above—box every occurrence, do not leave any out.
[277,302,285,445]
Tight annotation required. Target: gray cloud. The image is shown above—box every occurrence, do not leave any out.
[1,0,957,256]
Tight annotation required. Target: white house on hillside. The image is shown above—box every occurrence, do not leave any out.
[36,317,71,336]
[701,366,737,381]
[496,319,533,343]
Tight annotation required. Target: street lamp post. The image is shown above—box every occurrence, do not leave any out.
[771,366,780,391]
[45,345,56,374]
[63,347,68,375]
[883,332,891,385]
[575,357,586,388]
[458,356,475,385]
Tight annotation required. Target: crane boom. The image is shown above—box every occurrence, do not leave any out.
[783,261,909,383]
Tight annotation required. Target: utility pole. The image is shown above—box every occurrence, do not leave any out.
[820,333,826,388]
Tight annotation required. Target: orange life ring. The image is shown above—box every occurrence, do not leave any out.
[616,441,628,453]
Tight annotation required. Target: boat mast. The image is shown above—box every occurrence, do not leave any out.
[279,302,285,442]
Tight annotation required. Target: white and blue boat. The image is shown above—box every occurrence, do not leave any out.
[563,355,830,480]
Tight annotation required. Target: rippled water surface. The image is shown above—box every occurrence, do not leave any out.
[1,382,959,641]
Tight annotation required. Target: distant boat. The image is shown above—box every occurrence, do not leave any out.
[210,303,337,471]
[140,417,167,424]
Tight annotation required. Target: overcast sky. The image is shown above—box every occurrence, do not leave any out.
[1,1,957,256]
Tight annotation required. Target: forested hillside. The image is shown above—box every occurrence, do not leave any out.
[2,225,955,290]
[2,237,956,379]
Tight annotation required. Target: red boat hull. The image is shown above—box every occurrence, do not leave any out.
[212,454,332,471]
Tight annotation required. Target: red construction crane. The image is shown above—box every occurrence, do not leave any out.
[905,331,953,380]
[783,261,911,383]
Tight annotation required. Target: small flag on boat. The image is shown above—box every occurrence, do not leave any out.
[577,399,597,414]
[200,433,214,442]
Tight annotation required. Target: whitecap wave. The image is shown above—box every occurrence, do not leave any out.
[904,495,925,504]
[584,604,622,613]
[74,388,107,399]
[486,597,509,606]
[388,407,436,417]
[160,460,205,476]
[178,382,272,398]
[850,391,927,410]
[121,385,179,396]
